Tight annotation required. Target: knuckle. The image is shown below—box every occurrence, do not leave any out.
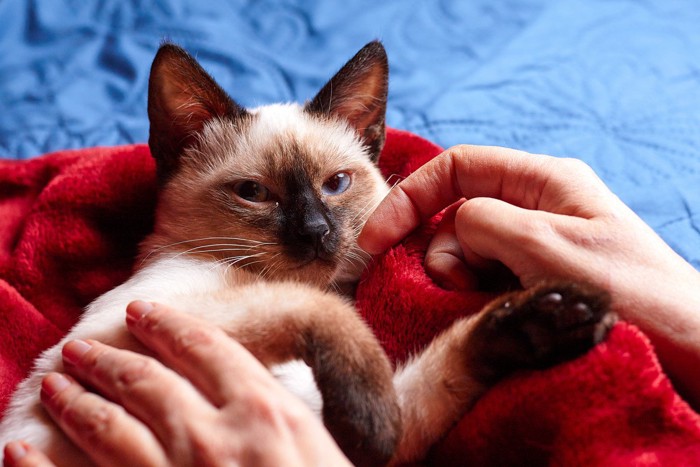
[116,356,160,387]
[558,157,593,175]
[137,307,224,360]
[457,197,492,222]
[188,425,232,463]
[450,144,471,153]
[249,386,310,430]
[71,344,108,379]
[250,395,281,424]
[448,143,479,160]
[62,396,123,445]
[277,399,311,432]
[227,385,284,425]
[165,412,238,464]
[135,306,168,333]
[169,327,218,360]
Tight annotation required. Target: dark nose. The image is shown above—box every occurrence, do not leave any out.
[299,216,330,252]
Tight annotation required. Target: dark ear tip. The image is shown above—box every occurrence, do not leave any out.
[361,40,388,62]
[153,42,191,64]
[364,40,385,51]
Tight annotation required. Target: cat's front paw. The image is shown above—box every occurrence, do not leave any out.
[468,282,616,382]
[321,374,401,467]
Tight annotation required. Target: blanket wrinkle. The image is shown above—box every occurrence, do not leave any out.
[1,128,699,465]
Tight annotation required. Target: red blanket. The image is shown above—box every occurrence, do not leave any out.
[2,129,700,465]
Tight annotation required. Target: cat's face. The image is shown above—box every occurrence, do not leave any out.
[146,42,390,287]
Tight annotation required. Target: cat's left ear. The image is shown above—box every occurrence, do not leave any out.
[148,43,246,181]
[306,41,388,162]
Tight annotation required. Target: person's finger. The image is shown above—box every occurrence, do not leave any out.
[453,197,587,286]
[424,201,479,290]
[125,301,276,407]
[39,373,168,467]
[359,145,607,255]
[3,441,55,467]
[359,145,544,254]
[60,338,214,450]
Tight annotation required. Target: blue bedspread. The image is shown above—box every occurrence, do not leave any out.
[1,0,698,269]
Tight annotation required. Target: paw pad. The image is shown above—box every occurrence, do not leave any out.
[474,282,616,376]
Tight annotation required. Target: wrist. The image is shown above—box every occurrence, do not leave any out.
[615,264,700,409]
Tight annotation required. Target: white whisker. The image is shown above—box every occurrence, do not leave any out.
[385,174,404,188]
[141,236,272,264]
[258,252,283,281]
[205,252,269,274]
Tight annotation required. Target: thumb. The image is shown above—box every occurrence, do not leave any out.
[424,201,479,291]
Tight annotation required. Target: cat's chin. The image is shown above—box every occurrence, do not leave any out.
[332,262,365,285]
[273,258,339,287]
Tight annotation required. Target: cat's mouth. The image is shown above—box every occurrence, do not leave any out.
[267,255,337,287]
[292,254,337,270]
[285,238,339,267]
[286,249,340,274]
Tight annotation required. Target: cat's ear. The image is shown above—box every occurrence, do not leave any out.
[306,41,388,162]
[148,43,246,180]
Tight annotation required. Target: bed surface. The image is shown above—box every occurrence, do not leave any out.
[1,0,699,269]
[2,2,700,463]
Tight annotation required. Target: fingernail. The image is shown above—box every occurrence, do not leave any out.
[4,441,27,463]
[62,339,92,366]
[126,300,154,325]
[41,373,71,400]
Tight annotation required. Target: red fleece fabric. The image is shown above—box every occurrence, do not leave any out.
[2,129,700,464]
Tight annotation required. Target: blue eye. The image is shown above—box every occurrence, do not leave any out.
[322,172,351,195]
[233,180,270,202]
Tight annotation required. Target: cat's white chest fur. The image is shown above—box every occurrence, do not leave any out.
[0,255,321,460]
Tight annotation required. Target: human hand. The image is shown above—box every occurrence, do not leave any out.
[3,301,351,467]
[359,144,699,308]
[359,144,700,406]
[363,145,667,289]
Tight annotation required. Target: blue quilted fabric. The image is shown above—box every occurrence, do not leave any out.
[1,0,699,269]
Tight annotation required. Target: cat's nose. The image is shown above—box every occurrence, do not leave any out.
[294,199,336,259]
[299,219,330,251]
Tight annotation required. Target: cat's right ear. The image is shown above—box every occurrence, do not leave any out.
[148,43,246,181]
[306,41,389,163]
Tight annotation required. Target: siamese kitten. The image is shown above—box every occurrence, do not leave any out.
[0,41,614,466]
